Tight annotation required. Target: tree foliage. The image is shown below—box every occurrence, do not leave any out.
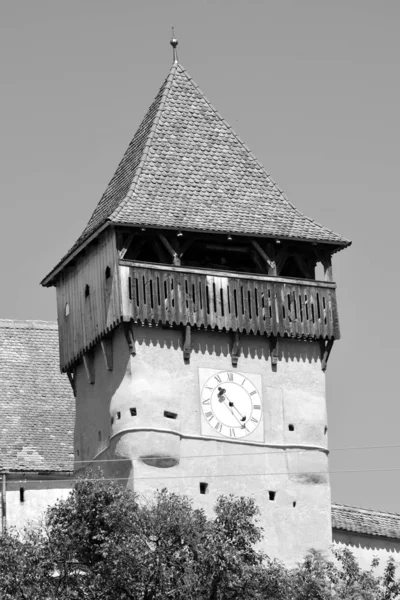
[1,475,400,599]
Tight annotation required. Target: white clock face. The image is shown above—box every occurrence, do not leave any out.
[200,371,262,439]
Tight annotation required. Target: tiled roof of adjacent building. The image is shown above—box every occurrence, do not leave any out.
[44,61,350,283]
[0,320,74,472]
[332,503,400,540]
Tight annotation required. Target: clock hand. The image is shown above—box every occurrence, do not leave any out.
[217,387,247,428]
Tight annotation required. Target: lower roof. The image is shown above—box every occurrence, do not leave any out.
[0,320,74,472]
[332,503,400,540]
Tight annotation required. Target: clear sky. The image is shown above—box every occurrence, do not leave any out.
[1,0,399,513]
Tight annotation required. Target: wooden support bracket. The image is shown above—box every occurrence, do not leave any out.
[159,234,181,266]
[231,331,240,367]
[82,351,95,385]
[101,337,113,371]
[119,233,135,259]
[66,368,77,397]
[123,322,136,357]
[320,339,334,372]
[251,240,277,275]
[183,324,192,363]
[269,337,279,370]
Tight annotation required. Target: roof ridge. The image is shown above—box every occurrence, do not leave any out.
[178,65,350,244]
[0,319,58,330]
[111,63,179,221]
[332,503,400,518]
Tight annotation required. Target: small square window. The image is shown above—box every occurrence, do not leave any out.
[199,482,209,495]
[164,411,178,420]
[130,408,137,416]
[269,491,276,501]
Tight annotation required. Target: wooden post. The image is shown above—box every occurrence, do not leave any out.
[123,321,136,356]
[82,352,95,384]
[231,331,240,367]
[251,241,277,275]
[322,255,333,282]
[270,336,279,370]
[1,473,6,535]
[159,234,181,266]
[66,369,77,397]
[183,325,192,363]
[101,338,113,371]
[119,233,135,259]
[320,339,334,372]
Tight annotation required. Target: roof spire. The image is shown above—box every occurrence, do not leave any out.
[170,27,179,64]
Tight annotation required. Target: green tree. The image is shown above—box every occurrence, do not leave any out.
[1,474,400,600]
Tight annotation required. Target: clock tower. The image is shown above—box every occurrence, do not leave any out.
[42,40,350,565]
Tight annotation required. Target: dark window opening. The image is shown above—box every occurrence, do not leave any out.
[280,256,305,279]
[288,424,295,432]
[164,410,178,420]
[117,412,121,420]
[76,449,79,456]
[105,266,111,279]
[98,431,102,441]
[200,482,209,495]
[84,284,90,298]
[269,491,276,501]
[111,417,114,425]
[293,501,297,508]
[20,487,25,503]
[130,408,137,416]
[324,426,328,435]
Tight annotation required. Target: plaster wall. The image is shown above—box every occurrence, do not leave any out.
[5,480,73,531]
[333,531,400,575]
[74,323,331,566]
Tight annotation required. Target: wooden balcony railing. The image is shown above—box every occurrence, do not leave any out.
[119,261,340,340]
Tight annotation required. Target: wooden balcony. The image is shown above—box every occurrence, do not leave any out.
[120,261,340,340]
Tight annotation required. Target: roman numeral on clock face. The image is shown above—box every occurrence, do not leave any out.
[202,398,211,405]
[228,372,233,381]
[250,417,258,423]
[250,390,257,396]
[253,404,261,410]
[229,428,236,437]
[205,411,213,420]
[214,375,222,383]
[214,422,222,432]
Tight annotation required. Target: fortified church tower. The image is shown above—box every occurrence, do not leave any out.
[42,38,350,563]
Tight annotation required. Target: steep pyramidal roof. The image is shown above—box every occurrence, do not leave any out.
[47,61,350,280]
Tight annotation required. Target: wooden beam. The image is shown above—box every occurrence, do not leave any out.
[320,339,334,372]
[205,244,249,253]
[251,241,277,275]
[119,233,135,259]
[82,351,95,384]
[66,369,77,397]
[123,322,136,356]
[275,250,288,275]
[179,238,194,258]
[250,249,267,274]
[101,338,113,371]
[231,331,240,367]
[159,234,181,266]
[183,325,191,363]
[322,255,333,282]
[269,337,279,370]
[153,238,169,263]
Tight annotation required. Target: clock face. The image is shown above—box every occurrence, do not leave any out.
[200,370,262,439]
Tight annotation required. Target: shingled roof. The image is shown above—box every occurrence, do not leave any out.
[332,503,400,540]
[44,61,350,282]
[0,320,74,472]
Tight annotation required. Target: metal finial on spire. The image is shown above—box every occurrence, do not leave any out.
[170,27,179,63]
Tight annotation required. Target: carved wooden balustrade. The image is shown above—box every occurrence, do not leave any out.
[120,261,340,340]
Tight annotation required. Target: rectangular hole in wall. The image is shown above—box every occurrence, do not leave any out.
[288,424,294,431]
[20,487,25,503]
[117,412,121,420]
[164,411,178,420]
[98,431,101,441]
[130,408,137,416]
[199,482,208,495]
[269,491,276,501]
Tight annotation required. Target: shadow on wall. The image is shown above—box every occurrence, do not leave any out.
[133,323,322,364]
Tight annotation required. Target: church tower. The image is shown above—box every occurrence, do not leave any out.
[42,39,350,564]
